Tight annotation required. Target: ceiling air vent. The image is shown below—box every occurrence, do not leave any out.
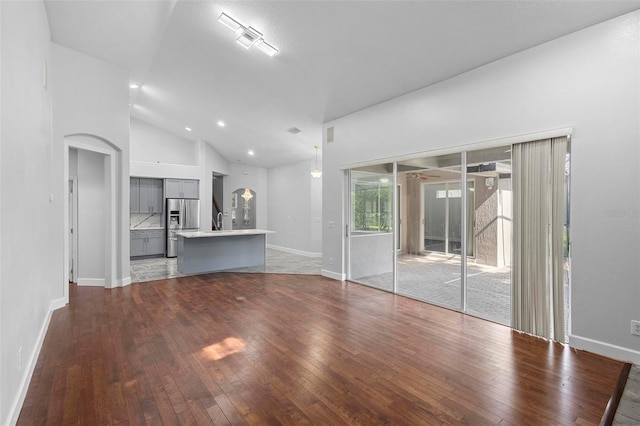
[286,127,301,135]
[327,126,334,143]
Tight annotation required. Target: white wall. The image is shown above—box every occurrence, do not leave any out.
[225,163,268,232]
[267,159,322,255]
[199,141,230,231]
[130,119,230,232]
[322,11,640,362]
[0,2,58,424]
[77,149,106,284]
[310,169,322,253]
[51,43,131,290]
[130,118,198,166]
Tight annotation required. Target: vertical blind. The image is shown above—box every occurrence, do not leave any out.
[512,137,567,341]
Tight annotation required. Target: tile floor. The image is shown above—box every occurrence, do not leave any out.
[130,248,322,283]
[353,253,512,325]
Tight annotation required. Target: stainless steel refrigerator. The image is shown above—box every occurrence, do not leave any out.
[166,198,200,257]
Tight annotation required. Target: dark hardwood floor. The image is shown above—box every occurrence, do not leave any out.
[18,273,622,425]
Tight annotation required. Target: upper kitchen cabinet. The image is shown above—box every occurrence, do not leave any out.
[165,179,199,199]
[130,178,163,213]
[130,177,140,213]
[140,178,163,212]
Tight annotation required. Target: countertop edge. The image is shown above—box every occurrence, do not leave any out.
[176,229,275,238]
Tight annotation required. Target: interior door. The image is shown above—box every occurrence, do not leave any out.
[69,180,74,282]
[68,177,79,283]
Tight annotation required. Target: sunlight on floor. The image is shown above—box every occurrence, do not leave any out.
[201,337,247,361]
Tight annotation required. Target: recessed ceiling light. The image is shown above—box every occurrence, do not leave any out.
[248,150,254,156]
[185,127,192,132]
[217,12,278,56]
[129,83,139,89]
[217,121,225,127]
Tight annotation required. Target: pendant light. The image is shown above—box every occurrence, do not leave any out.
[241,188,253,201]
[310,145,322,178]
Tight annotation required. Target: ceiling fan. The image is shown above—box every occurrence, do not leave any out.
[408,172,441,180]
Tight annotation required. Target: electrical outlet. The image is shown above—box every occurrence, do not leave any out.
[631,320,640,336]
[18,347,23,369]
[329,257,333,265]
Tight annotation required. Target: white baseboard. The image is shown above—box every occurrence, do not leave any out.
[267,244,322,258]
[7,297,66,426]
[321,269,346,281]
[76,277,105,287]
[118,276,132,287]
[569,334,640,363]
[50,296,67,311]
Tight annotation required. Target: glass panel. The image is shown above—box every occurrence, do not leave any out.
[465,145,512,325]
[466,180,475,257]
[424,183,446,252]
[231,188,256,229]
[349,164,394,292]
[447,182,462,254]
[396,154,462,311]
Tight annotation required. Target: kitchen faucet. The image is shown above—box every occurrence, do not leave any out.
[217,212,223,230]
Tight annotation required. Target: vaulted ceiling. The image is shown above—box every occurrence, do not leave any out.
[44,0,640,169]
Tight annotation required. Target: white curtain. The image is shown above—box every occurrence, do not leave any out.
[512,137,567,341]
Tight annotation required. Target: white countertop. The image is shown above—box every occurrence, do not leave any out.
[130,227,164,231]
[176,229,274,238]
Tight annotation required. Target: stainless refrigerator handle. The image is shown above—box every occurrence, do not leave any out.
[181,200,185,229]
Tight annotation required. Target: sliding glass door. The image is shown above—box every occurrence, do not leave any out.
[347,139,568,333]
[348,164,394,292]
[422,182,446,253]
[422,181,474,256]
[395,154,463,311]
[465,146,512,325]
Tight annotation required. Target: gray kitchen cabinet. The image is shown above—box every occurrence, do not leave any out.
[130,230,147,257]
[164,179,182,198]
[130,178,140,213]
[139,178,163,213]
[130,229,165,257]
[146,230,165,255]
[165,179,199,199]
[130,177,163,213]
[181,179,199,198]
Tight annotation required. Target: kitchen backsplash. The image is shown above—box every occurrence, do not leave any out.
[130,213,163,229]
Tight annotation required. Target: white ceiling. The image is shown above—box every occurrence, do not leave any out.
[44,0,640,169]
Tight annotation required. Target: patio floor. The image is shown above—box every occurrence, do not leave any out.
[353,253,512,326]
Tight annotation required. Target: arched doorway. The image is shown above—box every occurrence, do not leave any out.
[63,134,126,301]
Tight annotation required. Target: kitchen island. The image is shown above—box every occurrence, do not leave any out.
[175,229,274,275]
